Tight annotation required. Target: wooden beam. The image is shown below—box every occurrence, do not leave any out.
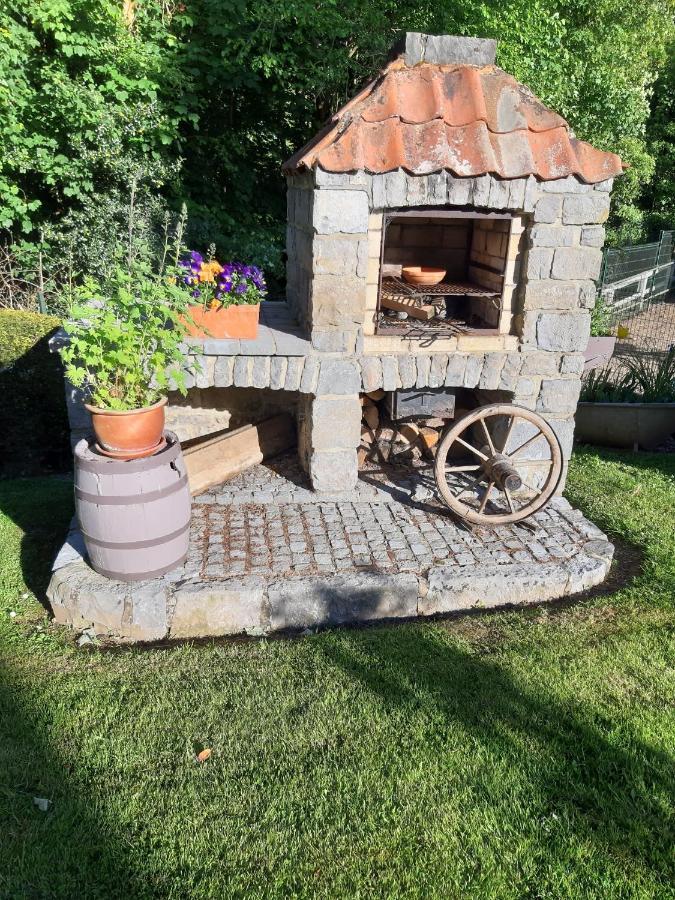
[183,413,296,496]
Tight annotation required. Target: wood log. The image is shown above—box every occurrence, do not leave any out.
[399,422,421,444]
[380,295,436,320]
[183,413,296,496]
[360,425,375,445]
[363,403,379,431]
[419,427,440,450]
[365,389,385,401]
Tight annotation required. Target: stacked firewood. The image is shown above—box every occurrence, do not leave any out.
[359,392,447,467]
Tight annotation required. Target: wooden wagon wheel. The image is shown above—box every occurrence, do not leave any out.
[434,404,563,526]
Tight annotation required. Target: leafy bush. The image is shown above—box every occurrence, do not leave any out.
[580,349,675,403]
[0,310,70,475]
[61,264,194,410]
[589,295,614,337]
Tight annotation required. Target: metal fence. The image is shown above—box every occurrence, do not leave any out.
[598,230,675,361]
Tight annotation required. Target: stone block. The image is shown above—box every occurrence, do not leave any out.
[385,170,407,206]
[299,357,320,393]
[415,355,431,387]
[313,235,365,276]
[129,585,168,642]
[316,359,361,395]
[522,280,581,311]
[427,171,447,203]
[444,353,467,386]
[580,225,606,247]
[530,224,580,248]
[579,282,597,309]
[381,356,400,391]
[171,578,267,638]
[360,356,383,393]
[310,449,358,492]
[233,356,252,387]
[488,177,510,209]
[312,189,368,234]
[533,195,562,223]
[507,178,527,209]
[371,174,386,209]
[463,354,484,387]
[284,357,305,391]
[551,247,603,281]
[314,169,368,189]
[594,178,614,192]
[310,396,361,451]
[548,415,576,459]
[498,354,521,391]
[270,357,288,390]
[479,352,506,390]
[536,378,581,413]
[447,176,472,205]
[406,174,427,205]
[471,175,491,207]
[311,274,366,328]
[536,312,590,352]
[251,356,271,389]
[526,248,553,279]
[310,329,357,353]
[560,353,585,376]
[422,561,572,614]
[398,355,417,388]
[214,356,235,387]
[520,351,560,376]
[268,573,418,630]
[523,175,540,212]
[562,195,610,225]
[428,354,449,388]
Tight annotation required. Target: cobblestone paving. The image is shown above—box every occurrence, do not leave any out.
[183,454,604,580]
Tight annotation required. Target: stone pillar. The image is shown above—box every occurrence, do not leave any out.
[298,393,361,492]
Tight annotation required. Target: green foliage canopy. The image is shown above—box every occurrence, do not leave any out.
[0,0,673,266]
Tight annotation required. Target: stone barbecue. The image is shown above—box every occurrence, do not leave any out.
[50,33,622,640]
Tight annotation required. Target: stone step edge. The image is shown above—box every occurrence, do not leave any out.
[47,540,614,643]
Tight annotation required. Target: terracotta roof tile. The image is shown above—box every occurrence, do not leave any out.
[283,61,624,184]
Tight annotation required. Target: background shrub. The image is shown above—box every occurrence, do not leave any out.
[0,311,70,476]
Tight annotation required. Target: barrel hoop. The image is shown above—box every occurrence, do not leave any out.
[81,521,190,551]
[75,474,188,506]
[93,554,189,583]
[75,433,181,474]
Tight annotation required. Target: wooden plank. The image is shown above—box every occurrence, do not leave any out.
[380,295,436,320]
[183,413,296,496]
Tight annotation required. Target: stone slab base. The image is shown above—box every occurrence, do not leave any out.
[47,458,614,642]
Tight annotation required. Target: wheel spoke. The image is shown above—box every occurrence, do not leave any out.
[509,430,545,458]
[479,418,497,456]
[455,473,484,498]
[454,436,489,462]
[499,415,516,453]
[520,478,543,496]
[445,464,481,473]
[478,481,495,514]
[504,486,516,513]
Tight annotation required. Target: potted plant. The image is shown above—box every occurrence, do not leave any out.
[576,349,675,449]
[584,294,616,371]
[179,251,267,340]
[60,264,193,459]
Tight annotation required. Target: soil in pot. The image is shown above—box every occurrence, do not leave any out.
[182,303,260,340]
[85,397,167,459]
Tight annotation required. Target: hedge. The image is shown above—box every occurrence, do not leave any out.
[0,310,70,476]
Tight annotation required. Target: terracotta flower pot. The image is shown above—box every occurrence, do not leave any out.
[85,397,167,459]
[182,303,260,340]
[402,266,447,287]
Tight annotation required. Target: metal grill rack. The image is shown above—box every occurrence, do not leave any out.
[380,276,500,302]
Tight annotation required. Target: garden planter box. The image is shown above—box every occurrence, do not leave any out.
[182,303,260,340]
[575,401,675,449]
[583,336,616,371]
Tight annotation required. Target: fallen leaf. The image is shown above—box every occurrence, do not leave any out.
[196,748,212,763]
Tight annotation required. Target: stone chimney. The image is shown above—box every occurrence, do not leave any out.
[396,33,497,67]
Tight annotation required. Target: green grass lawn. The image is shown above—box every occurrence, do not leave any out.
[0,449,673,899]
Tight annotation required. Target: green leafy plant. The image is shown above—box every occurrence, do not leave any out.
[580,348,675,403]
[590,294,614,337]
[60,263,193,410]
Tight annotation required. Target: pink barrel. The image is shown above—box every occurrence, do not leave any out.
[74,431,191,582]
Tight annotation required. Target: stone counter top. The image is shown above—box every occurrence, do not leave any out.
[187,301,310,356]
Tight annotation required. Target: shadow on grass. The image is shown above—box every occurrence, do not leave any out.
[0,477,73,607]
[319,621,675,884]
[0,662,151,899]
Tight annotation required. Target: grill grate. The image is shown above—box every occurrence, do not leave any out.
[381,276,500,300]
